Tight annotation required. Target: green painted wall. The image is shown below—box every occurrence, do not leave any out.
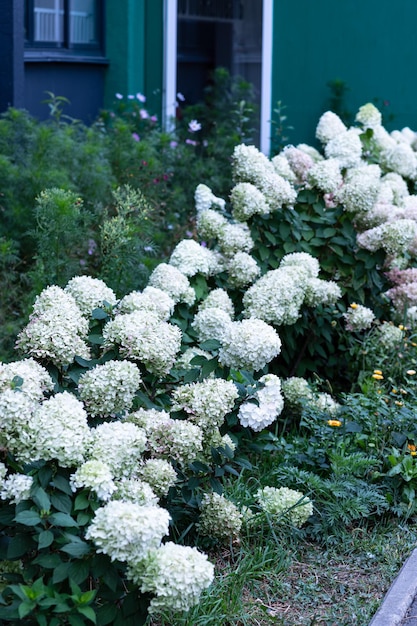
[271,0,417,147]
[104,0,163,118]
[104,0,145,106]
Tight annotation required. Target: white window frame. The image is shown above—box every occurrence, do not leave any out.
[163,0,273,155]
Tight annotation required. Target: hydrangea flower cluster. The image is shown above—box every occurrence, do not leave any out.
[148,263,196,305]
[0,473,33,504]
[131,542,215,614]
[256,486,313,528]
[138,458,178,497]
[116,286,174,321]
[16,286,90,366]
[0,358,54,401]
[169,239,223,277]
[88,421,147,479]
[103,310,182,375]
[218,318,282,371]
[197,492,243,541]
[281,377,314,408]
[225,251,261,288]
[377,322,404,349]
[238,374,284,432]
[343,304,376,331]
[172,379,238,431]
[70,459,116,501]
[230,182,270,221]
[78,360,141,417]
[64,276,117,317]
[194,183,226,214]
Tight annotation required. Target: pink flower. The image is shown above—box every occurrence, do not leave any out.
[188,119,202,132]
[136,93,146,102]
[170,141,178,149]
[185,139,198,146]
[128,94,135,100]
[150,115,158,123]
[140,109,149,120]
[115,93,123,100]
[177,92,185,102]
[132,133,140,142]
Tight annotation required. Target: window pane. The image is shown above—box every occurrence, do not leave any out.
[34,0,64,43]
[70,0,98,45]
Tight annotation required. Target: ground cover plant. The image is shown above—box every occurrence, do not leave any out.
[3,99,417,624]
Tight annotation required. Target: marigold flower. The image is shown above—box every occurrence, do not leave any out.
[372,373,384,380]
[350,303,358,309]
[327,419,342,427]
[373,369,383,375]
[395,401,404,406]
[407,443,416,452]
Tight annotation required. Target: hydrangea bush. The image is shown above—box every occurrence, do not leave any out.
[4,101,417,622]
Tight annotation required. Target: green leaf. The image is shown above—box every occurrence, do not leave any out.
[33,553,62,568]
[77,605,97,623]
[74,492,90,511]
[52,475,73,495]
[79,590,97,604]
[61,540,90,558]
[49,512,79,527]
[38,530,54,549]
[68,616,85,626]
[51,492,73,514]
[92,308,108,320]
[7,533,34,559]
[52,562,71,584]
[18,602,34,619]
[37,465,53,489]
[15,509,42,527]
[32,487,51,512]
[97,604,118,626]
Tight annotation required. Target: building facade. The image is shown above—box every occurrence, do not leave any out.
[1,0,416,153]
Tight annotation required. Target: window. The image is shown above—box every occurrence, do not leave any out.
[25,0,102,51]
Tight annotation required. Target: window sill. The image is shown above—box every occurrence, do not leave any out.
[24,50,109,64]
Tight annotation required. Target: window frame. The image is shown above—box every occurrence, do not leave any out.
[24,0,105,57]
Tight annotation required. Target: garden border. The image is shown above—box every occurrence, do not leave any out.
[369,548,417,625]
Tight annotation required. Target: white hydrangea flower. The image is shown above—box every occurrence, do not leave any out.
[16,286,90,366]
[191,307,233,343]
[0,463,7,481]
[243,266,309,326]
[279,252,320,279]
[198,288,235,317]
[325,128,363,168]
[78,360,141,417]
[103,310,182,376]
[296,143,324,162]
[143,416,204,465]
[131,542,214,613]
[112,478,159,506]
[255,169,298,210]
[16,392,91,467]
[271,154,297,182]
[64,276,117,317]
[380,142,417,179]
[85,500,170,563]
[381,172,409,205]
[256,486,313,528]
[196,208,228,240]
[230,182,270,221]
[226,252,261,288]
[238,374,284,432]
[281,377,314,407]
[357,219,417,256]
[0,474,33,504]
[315,111,347,144]
[0,358,54,401]
[194,183,225,214]
[308,392,341,416]
[336,164,381,214]
[116,287,175,321]
[89,421,147,479]
[343,304,375,331]
[0,389,37,452]
[217,222,254,256]
[304,278,342,307]
[355,203,399,230]
[355,103,382,129]
[378,322,404,349]
[172,379,238,431]
[138,458,177,498]
[307,158,343,194]
[70,460,116,501]
[169,239,222,277]
[281,145,314,182]
[197,492,243,540]
[219,319,282,371]
[148,263,195,305]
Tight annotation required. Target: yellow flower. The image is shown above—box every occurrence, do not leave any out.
[372,374,384,380]
[327,419,342,427]
[406,370,416,375]
[391,388,397,394]
[350,303,358,309]
[395,401,404,407]
[411,342,417,347]
[411,451,417,457]
[400,389,408,395]
[399,324,405,331]
[407,444,416,452]
[373,369,383,375]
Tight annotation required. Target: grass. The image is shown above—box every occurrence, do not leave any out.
[149,519,417,625]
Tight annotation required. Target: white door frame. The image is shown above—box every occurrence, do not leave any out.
[163,0,273,155]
